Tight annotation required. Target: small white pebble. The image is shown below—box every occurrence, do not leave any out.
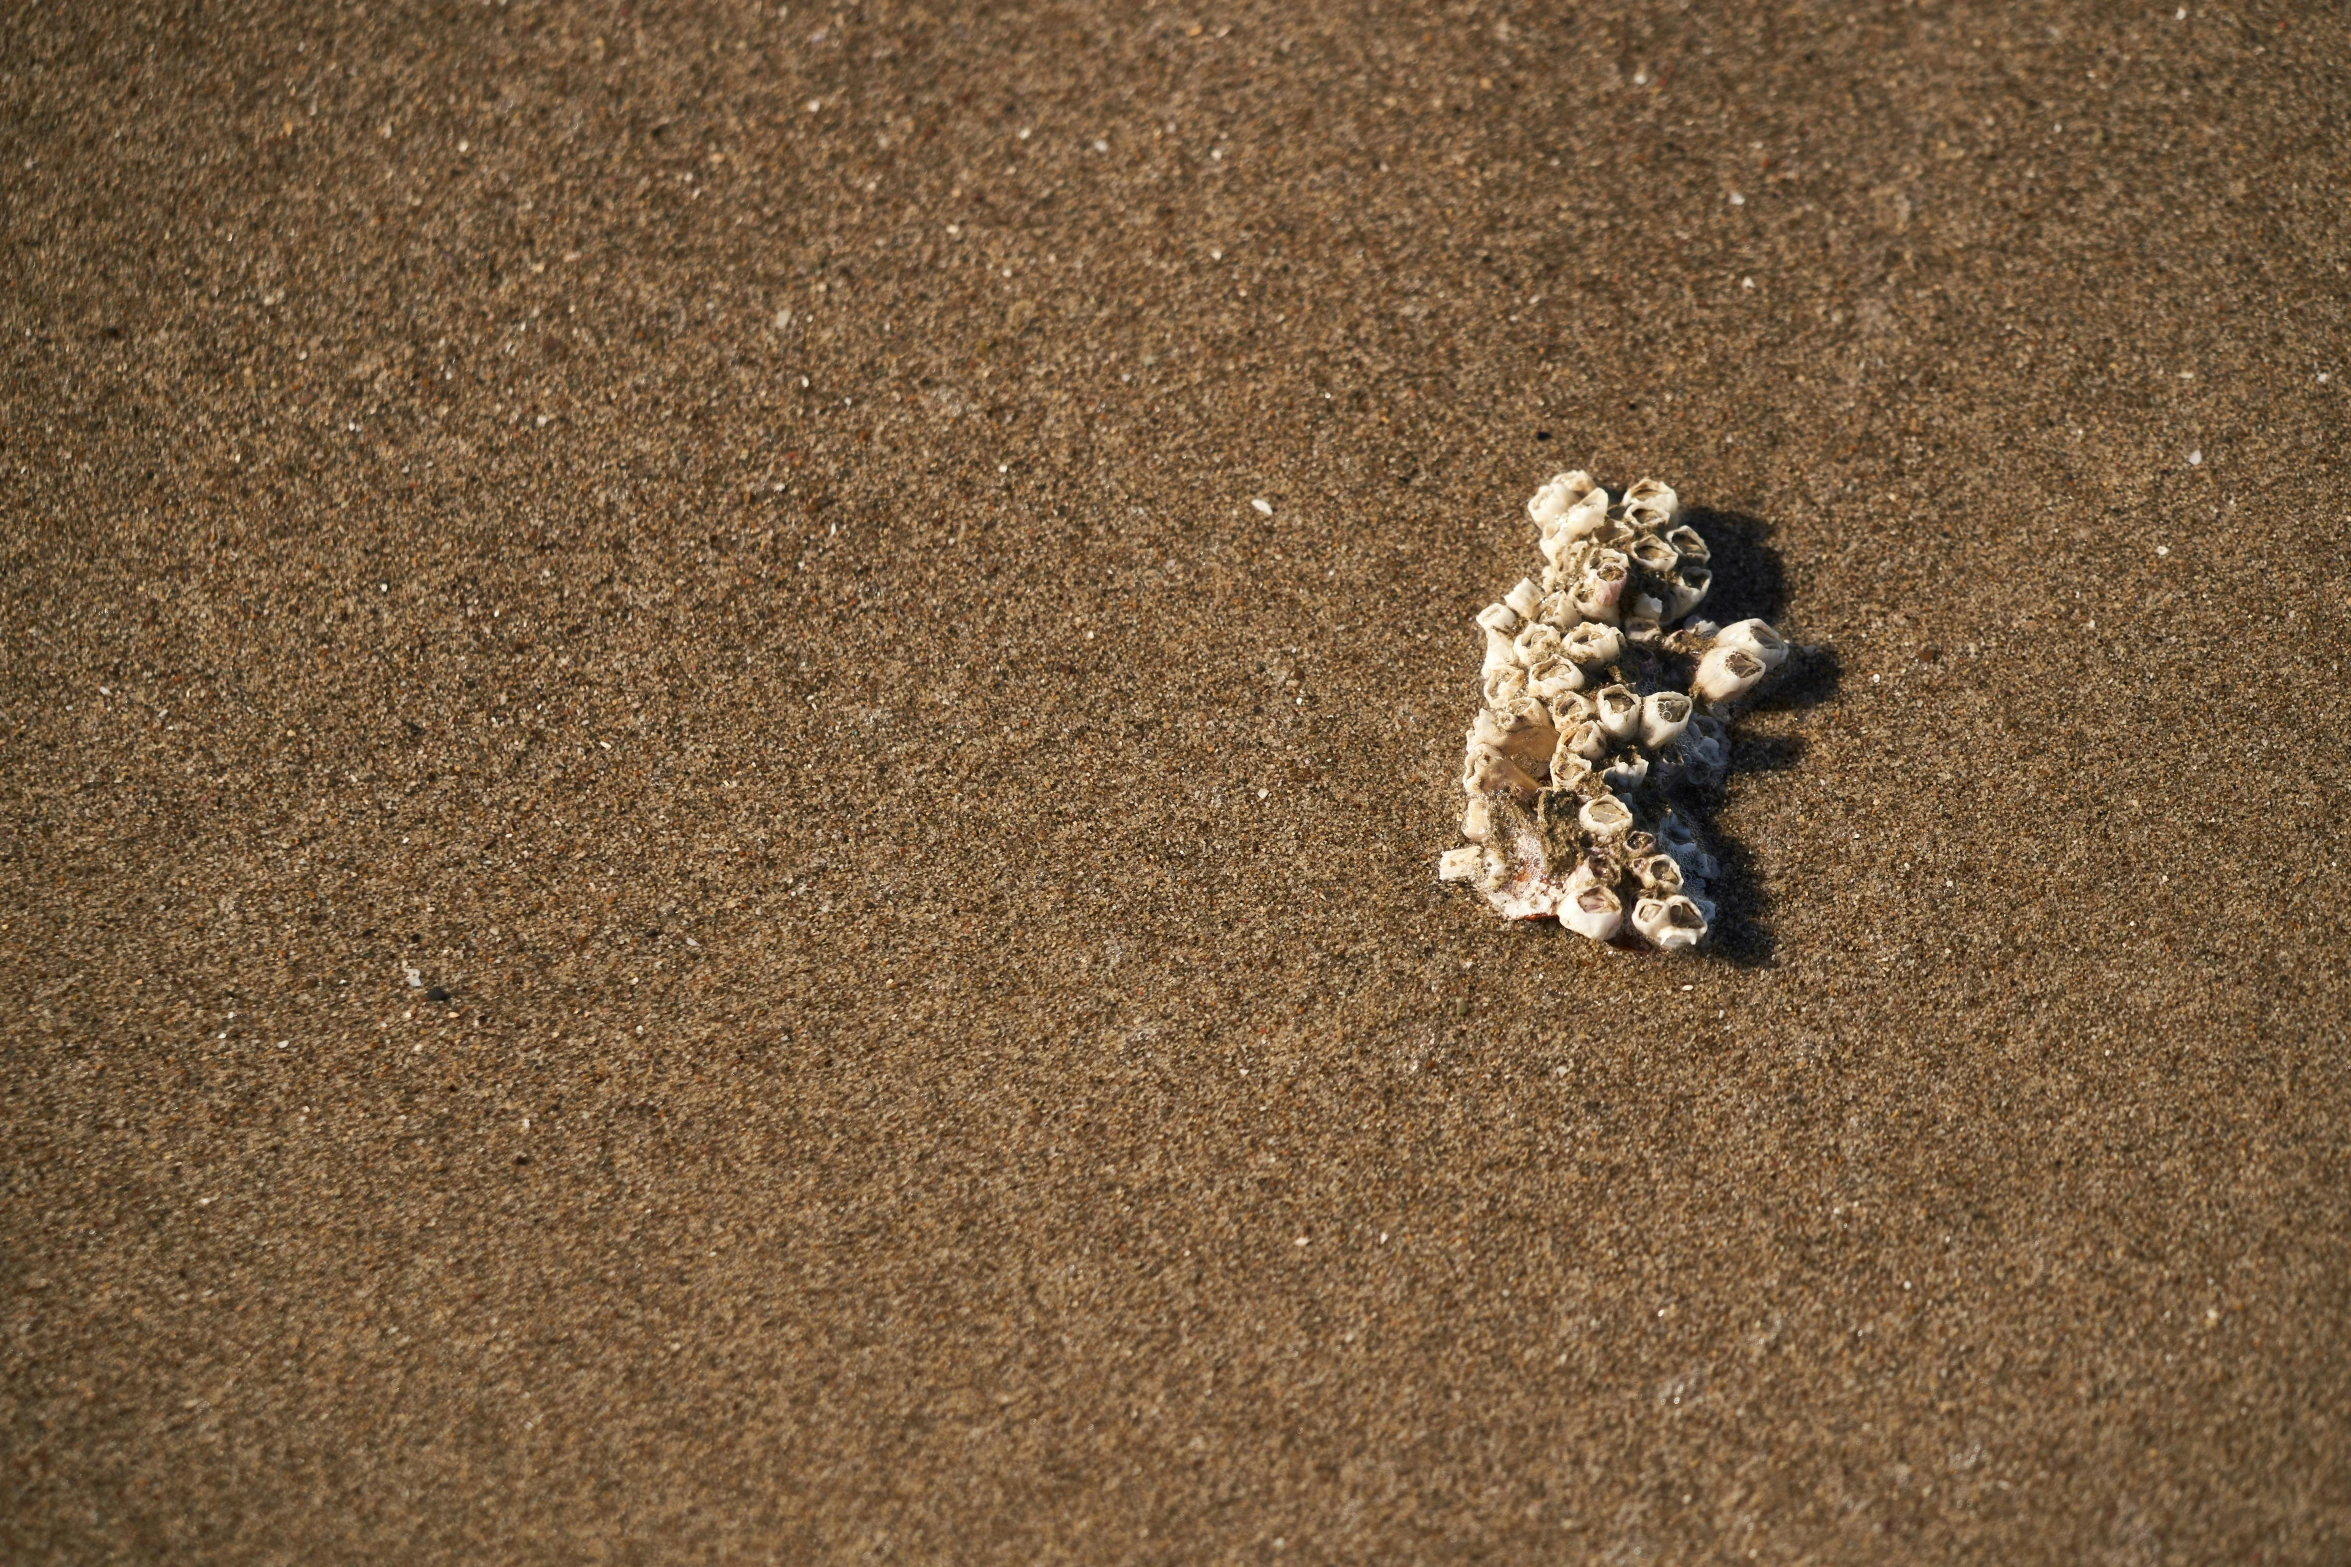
[1728,191,1745,206]
[2156,545,2169,556]
[1741,276,1755,290]
[1294,1236,1309,1247]
[1251,498,1273,516]
[1092,138,1109,152]
[2188,449,2202,465]
[1257,788,1268,800]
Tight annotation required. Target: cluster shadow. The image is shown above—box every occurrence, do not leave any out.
[1675,508,1841,966]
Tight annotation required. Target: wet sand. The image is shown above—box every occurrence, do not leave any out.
[5,1,2349,1559]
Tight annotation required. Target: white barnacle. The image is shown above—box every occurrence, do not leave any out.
[1547,747,1595,794]
[1481,663,1528,711]
[1627,533,1679,576]
[1525,658,1586,702]
[1640,691,1693,749]
[1562,718,1611,763]
[1663,524,1710,563]
[1631,893,1708,951]
[1632,853,1685,896]
[1621,478,1679,523]
[1560,621,1626,668]
[1664,566,1712,620]
[1548,690,1597,730]
[1527,470,1601,528]
[1692,644,1769,705]
[1474,699,1559,764]
[1474,601,1522,637]
[1442,468,1792,950]
[1602,750,1649,791]
[1594,684,1642,743]
[1713,617,1790,670]
[1578,792,1634,840]
[1512,622,1564,668]
[1571,552,1631,624]
[1558,486,1612,541]
[1463,741,1543,803]
[1559,875,1626,941]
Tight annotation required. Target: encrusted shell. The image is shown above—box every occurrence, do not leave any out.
[1439,470,1792,951]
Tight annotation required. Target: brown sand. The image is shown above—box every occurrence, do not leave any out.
[5,1,2349,1560]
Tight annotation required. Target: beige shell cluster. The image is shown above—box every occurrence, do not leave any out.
[1437,471,1789,950]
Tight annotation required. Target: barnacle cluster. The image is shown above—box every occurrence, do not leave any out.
[1437,472,1789,950]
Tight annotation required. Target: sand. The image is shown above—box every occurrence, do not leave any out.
[5,1,2349,1560]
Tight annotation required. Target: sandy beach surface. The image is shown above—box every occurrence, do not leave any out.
[6,1,2349,1559]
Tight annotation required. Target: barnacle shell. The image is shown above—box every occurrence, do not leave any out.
[1693,645,1769,705]
[1631,894,1708,951]
[1640,691,1693,749]
[1560,622,1626,669]
[1594,684,1642,743]
[1438,470,1792,951]
[1560,881,1627,941]
[1714,618,1790,671]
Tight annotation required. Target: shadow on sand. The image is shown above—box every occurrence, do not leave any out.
[1676,508,1840,967]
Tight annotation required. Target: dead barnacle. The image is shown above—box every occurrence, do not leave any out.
[1437,469,1795,951]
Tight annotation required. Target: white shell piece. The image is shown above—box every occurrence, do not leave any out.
[1438,846,1484,883]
